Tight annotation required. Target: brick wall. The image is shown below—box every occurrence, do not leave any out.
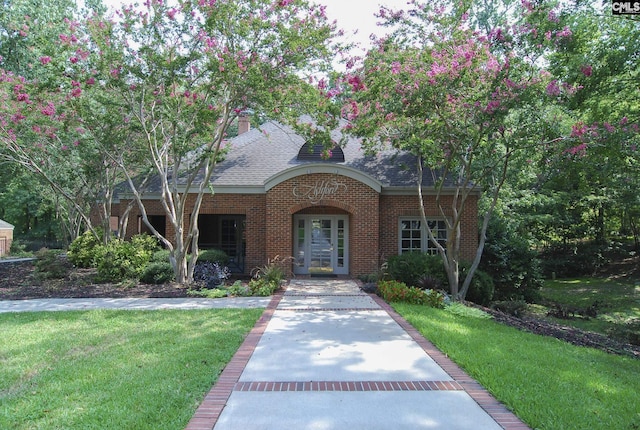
[112,182,479,277]
[266,173,380,276]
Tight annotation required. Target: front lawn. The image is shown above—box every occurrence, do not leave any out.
[0,309,263,429]
[393,302,640,430]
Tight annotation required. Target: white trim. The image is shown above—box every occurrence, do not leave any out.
[265,164,382,193]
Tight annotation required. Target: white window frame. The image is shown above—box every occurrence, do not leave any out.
[398,217,447,255]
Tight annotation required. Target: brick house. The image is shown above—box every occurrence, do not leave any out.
[113,120,479,277]
[0,219,14,257]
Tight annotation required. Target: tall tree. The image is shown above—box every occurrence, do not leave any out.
[73,0,340,283]
[341,0,569,300]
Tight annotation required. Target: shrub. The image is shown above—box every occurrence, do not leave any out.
[479,216,543,302]
[385,253,447,287]
[248,278,279,296]
[94,236,159,283]
[150,249,171,263]
[227,280,251,296]
[34,248,69,279]
[141,261,175,284]
[193,262,230,289]
[67,229,103,268]
[377,280,444,308]
[198,249,229,265]
[462,266,495,306]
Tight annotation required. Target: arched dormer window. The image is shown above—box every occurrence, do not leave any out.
[297,142,345,162]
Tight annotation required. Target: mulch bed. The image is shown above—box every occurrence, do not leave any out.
[0,260,190,300]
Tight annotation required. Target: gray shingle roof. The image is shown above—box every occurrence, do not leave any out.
[209,120,427,190]
[0,219,15,229]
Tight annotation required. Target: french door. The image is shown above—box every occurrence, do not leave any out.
[294,215,349,275]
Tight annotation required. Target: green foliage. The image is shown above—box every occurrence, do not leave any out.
[385,253,447,287]
[377,280,444,308]
[251,255,292,286]
[187,287,227,298]
[479,215,543,302]
[462,267,495,307]
[140,261,175,284]
[198,249,229,265]
[34,248,68,279]
[93,235,159,283]
[226,280,251,297]
[539,241,611,278]
[150,249,171,263]
[67,229,103,268]
[248,278,279,297]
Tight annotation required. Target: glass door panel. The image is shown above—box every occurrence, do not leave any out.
[310,218,333,274]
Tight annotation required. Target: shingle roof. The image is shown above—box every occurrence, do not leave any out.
[209,120,428,189]
[0,219,15,230]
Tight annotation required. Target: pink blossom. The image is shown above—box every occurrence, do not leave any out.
[391,61,401,75]
[556,26,572,38]
[39,56,52,65]
[69,56,79,64]
[571,122,587,138]
[546,80,561,96]
[278,0,293,6]
[16,93,30,102]
[40,102,56,116]
[620,117,628,125]
[110,68,120,78]
[347,75,365,92]
[566,143,587,156]
[11,113,26,123]
[580,65,592,77]
[603,122,615,133]
[167,8,177,20]
[71,87,82,97]
[86,77,95,85]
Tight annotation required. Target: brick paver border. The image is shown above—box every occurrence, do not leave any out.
[185,283,531,430]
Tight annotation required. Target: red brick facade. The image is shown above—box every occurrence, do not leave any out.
[114,171,479,277]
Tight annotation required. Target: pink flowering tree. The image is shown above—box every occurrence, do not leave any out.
[0,7,141,243]
[69,0,339,283]
[341,0,571,300]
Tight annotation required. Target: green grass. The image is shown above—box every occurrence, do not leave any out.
[0,309,263,430]
[535,278,640,339]
[393,302,640,430]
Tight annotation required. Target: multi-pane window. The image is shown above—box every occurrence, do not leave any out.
[399,218,447,255]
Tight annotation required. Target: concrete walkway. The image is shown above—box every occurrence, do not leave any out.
[186,279,530,430]
[0,297,270,313]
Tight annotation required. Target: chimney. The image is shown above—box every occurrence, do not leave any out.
[238,113,251,135]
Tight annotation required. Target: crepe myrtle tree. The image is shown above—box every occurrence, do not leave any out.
[340,0,575,301]
[70,0,340,283]
[0,7,146,244]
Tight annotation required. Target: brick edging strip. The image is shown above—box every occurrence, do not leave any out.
[369,294,531,430]
[184,289,285,430]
